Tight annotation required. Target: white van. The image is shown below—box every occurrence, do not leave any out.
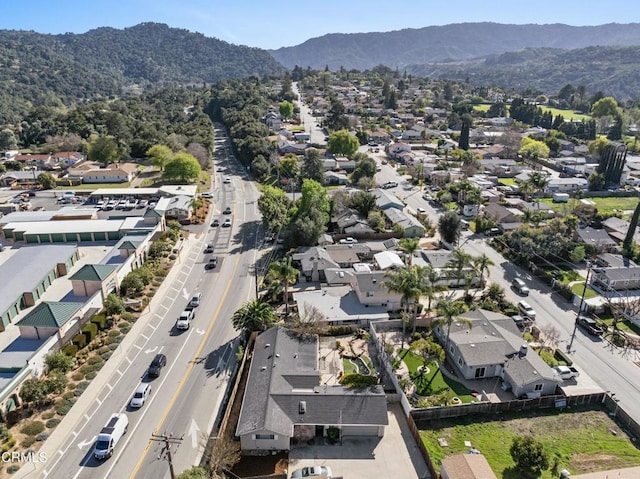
[94,413,128,459]
[518,300,536,320]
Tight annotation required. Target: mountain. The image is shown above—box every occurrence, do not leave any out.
[406,46,640,100]
[270,22,640,71]
[0,23,284,123]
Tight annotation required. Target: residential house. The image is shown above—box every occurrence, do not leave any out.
[546,177,588,193]
[263,111,282,131]
[383,208,425,238]
[13,154,54,170]
[332,209,366,233]
[574,227,617,252]
[323,171,348,185]
[292,247,339,282]
[0,170,46,188]
[417,250,479,288]
[368,129,391,144]
[235,327,388,453]
[373,251,404,270]
[164,195,192,221]
[591,265,640,291]
[373,189,404,211]
[276,138,308,155]
[441,454,498,479]
[595,253,637,268]
[433,309,559,398]
[385,142,412,160]
[82,163,138,184]
[351,266,403,311]
[481,158,517,177]
[482,203,522,231]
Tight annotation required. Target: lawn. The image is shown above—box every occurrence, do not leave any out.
[498,178,517,186]
[400,350,474,403]
[540,197,640,216]
[540,106,592,122]
[473,104,491,113]
[342,358,357,374]
[58,182,131,190]
[420,409,640,478]
[571,282,598,299]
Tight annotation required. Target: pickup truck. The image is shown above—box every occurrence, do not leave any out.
[553,365,580,380]
[176,307,195,330]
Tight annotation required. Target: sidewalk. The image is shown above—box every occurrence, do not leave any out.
[570,466,640,479]
[14,233,203,479]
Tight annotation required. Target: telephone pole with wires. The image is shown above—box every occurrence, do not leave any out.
[151,432,183,479]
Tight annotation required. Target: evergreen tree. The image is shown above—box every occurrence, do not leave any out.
[623,202,640,255]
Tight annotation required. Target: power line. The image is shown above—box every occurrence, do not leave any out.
[150,433,183,479]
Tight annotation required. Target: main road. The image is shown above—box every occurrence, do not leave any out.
[36,125,265,479]
[374,155,640,423]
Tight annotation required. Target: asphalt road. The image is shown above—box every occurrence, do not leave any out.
[374,156,640,423]
[40,125,264,479]
[293,82,326,145]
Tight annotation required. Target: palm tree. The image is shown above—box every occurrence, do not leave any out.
[267,257,299,317]
[231,299,278,332]
[434,299,468,356]
[447,248,472,289]
[385,265,430,340]
[398,237,420,266]
[525,171,549,208]
[424,264,447,310]
[473,253,495,288]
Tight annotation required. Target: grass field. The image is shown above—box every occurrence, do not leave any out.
[420,409,640,478]
[472,104,591,122]
[58,182,131,190]
[473,104,491,113]
[571,282,598,299]
[540,197,640,215]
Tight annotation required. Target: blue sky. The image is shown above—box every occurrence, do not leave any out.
[2,0,639,50]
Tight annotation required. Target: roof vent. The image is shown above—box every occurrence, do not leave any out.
[265,343,271,348]
[261,366,267,371]
[276,353,280,358]
[519,344,528,357]
[299,401,307,414]
[273,362,277,368]
[372,278,377,283]
[294,353,298,358]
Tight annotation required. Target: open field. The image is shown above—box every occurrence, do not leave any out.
[473,105,591,122]
[420,409,640,479]
[541,197,640,216]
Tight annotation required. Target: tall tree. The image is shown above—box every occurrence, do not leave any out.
[279,101,294,119]
[398,237,420,266]
[88,135,120,167]
[162,152,202,183]
[385,265,430,336]
[434,300,467,356]
[438,211,462,245]
[447,249,473,288]
[328,129,359,157]
[231,299,278,332]
[473,253,495,288]
[623,201,640,255]
[267,257,299,317]
[146,144,173,171]
[301,148,324,183]
[258,185,291,234]
[458,114,472,150]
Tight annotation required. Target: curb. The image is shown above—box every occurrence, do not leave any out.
[14,234,202,479]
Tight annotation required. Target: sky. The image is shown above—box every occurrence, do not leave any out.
[3,0,640,50]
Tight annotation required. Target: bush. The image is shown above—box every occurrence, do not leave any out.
[1,437,16,452]
[121,312,136,322]
[539,349,559,367]
[82,322,98,343]
[101,352,112,361]
[46,418,61,428]
[45,351,75,373]
[108,330,121,338]
[72,333,86,349]
[35,432,49,442]
[85,371,97,380]
[339,373,378,388]
[62,344,78,357]
[20,436,36,448]
[97,346,110,355]
[87,356,104,365]
[62,391,74,400]
[56,401,72,415]
[108,342,119,351]
[42,411,55,420]
[326,325,354,336]
[76,381,89,392]
[6,464,20,474]
[117,321,130,328]
[554,348,573,366]
[71,372,84,381]
[92,362,104,372]
[120,326,130,335]
[20,421,45,436]
[79,364,93,375]
[91,313,108,330]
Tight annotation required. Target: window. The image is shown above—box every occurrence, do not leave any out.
[449,345,454,354]
[366,291,375,297]
[534,384,543,391]
[474,367,486,378]
[254,434,275,440]
[458,357,463,367]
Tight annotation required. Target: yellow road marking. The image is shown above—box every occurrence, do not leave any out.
[130,253,242,478]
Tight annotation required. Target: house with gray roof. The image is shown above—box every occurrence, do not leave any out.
[236,327,388,453]
[372,188,404,211]
[165,195,192,221]
[574,227,617,252]
[592,265,640,291]
[292,247,339,282]
[383,208,425,238]
[433,309,559,398]
[351,268,403,311]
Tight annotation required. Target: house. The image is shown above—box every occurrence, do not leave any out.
[373,189,404,211]
[441,453,498,479]
[293,286,389,324]
[164,195,192,221]
[332,209,366,233]
[433,309,559,398]
[546,177,588,193]
[373,251,404,270]
[323,171,348,185]
[574,227,617,252]
[383,208,425,238]
[263,111,282,131]
[416,250,479,288]
[13,154,54,169]
[482,203,522,230]
[235,327,388,453]
[0,170,46,188]
[591,266,640,291]
[82,163,138,184]
[351,266,403,311]
[595,253,637,268]
[292,247,339,282]
[385,142,412,159]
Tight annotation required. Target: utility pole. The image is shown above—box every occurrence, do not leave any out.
[151,433,183,479]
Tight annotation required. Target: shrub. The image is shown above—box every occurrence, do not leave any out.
[120,326,130,335]
[76,381,89,392]
[71,372,84,381]
[82,322,98,343]
[20,421,45,436]
[85,371,97,380]
[62,344,78,357]
[554,348,573,366]
[108,330,121,338]
[92,362,104,372]
[539,349,559,367]
[1,437,16,452]
[20,435,37,448]
[42,411,55,420]
[101,352,112,361]
[108,343,119,351]
[72,333,86,349]
[7,464,20,474]
[35,432,49,442]
[121,312,135,322]
[91,313,108,330]
[326,325,354,336]
[56,401,72,416]
[339,373,378,388]
[62,391,74,400]
[97,346,110,355]
[46,418,60,428]
[87,356,104,365]
[79,364,93,375]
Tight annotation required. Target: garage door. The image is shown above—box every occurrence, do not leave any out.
[341,425,379,436]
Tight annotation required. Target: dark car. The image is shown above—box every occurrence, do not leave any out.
[223,206,232,215]
[148,353,167,378]
[211,219,220,227]
[204,244,214,254]
[577,315,605,336]
[205,256,218,270]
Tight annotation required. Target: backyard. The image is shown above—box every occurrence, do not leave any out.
[541,197,640,216]
[420,409,640,478]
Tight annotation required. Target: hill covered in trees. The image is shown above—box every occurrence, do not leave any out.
[0,23,284,124]
[271,22,640,70]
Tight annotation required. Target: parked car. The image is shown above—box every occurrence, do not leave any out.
[422,193,433,201]
[291,466,332,478]
[577,315,604,336]
[382,181,398,189]
[129,383,151,408]
[512,278,530,296]
[339,237,358,244]
[517,300,536,320]
[148,354,167,378]
[553,365,580,380]
[416,207,426,214]
[200,192,213,199]
[137,199,148,208]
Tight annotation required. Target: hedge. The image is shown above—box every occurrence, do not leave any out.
[81,323,98,343]
[72,334,86,349]
[20,421,44,436]
[90,313,107,330]
[326,326,355,336]
[45,418,60,428]
[339,373,378,388]
[62,344,78,357]
[554,348,573,366]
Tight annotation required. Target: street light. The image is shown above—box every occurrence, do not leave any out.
[567,266,593,352]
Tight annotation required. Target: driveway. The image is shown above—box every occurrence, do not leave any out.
[288,404,431,479]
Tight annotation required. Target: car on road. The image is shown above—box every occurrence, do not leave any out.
[382,181,398,189]
[189,292,202,308]
[129,383,151,408]
[381,159,388,165]
[222,218,232,227]
[200,192,213,199]
[517,300,536,320]
[223,177,232,184]
[205,256,218,269]
[339,237,358,244]
[211,219,220,227]
[422,193,433,201]
[148,354,167,378]
[291,466,332,478]
[176,308,195,330]
[512,278,530,296]
[223,206,232,214]
[204,244,214,254]
[416,207,426,214]
[577,315,605,336]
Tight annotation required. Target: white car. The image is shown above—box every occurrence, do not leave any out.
[223,177,232,184]
[416,207,426,214]
[339,237,358,244]
[129,383,151,408]
[222,218,232,227]
[200,192,213,199]
[291,466,332,478]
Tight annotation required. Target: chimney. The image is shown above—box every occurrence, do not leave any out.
[519,344,528,357]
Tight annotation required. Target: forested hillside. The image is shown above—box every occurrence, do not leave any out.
[0,23,284,124]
